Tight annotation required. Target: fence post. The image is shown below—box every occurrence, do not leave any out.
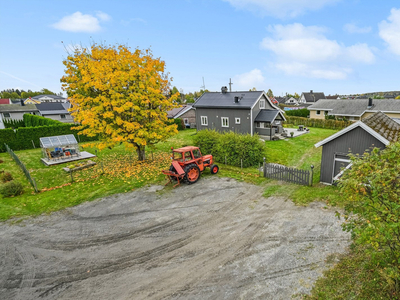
[70,170,74,183]
[101,162,105,174]
[31,140,35,148]
[225,156,227,165]
[258,162,260,176]
[263,157,266,178]
[310,165,314,186]
[32,177,38,193]
[241,159,243,170]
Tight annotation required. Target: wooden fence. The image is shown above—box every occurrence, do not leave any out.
[263,163,313,186]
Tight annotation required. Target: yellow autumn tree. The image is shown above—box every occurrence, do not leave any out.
[61,44,179,160]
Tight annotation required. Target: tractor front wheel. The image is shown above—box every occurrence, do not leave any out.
[184,164,200,184]
[210,164,219,174]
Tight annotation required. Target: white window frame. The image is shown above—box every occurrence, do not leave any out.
[316,110,321,115]
[235,117,240,124]
[3,113,10,118]
[201,116,208,126]
[256,122,265,128]
[259,99,265,109]
[60,114,66,119]
[221,117,229,128]
[184,118,189,124]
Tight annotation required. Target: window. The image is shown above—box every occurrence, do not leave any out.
[184,118,189,124]
[316,110,321,115]
[3,113,10,118]
[256,122,264,128]
[324,111,328,116]
[235,117,240,124]
[192,149,201,159]
[221,117,229,127]
[201,116,208,126]
[259,100,265,109]
[60,114,66,119]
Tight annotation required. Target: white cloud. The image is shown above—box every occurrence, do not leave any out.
[233,69,265,89]
[52,11,111,33]
[121,18,146,26]
[223,0,339,18]
[379,8,400,56]
[96,11,111,22]
[343,23,371,34]
[260,23,375,79]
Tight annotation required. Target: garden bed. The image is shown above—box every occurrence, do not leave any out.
[62,160,96,172]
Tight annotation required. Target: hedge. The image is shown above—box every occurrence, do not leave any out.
[193,129,266,167]
[284,116,352,130]
[3,119,25,129]
[0,124,98,152]
[284,108,309,118]
[23,114,61,127]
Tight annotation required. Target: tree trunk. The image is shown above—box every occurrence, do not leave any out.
[136,145,146,161]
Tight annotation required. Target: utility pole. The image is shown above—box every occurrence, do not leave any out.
[200,77,206,90]
[229,78,233,92]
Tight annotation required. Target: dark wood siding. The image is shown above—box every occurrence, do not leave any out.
[320,126,386,184]
[195,108,251,134]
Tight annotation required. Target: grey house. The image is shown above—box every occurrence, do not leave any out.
[36,102,74,123]
[193,87,285,137]
[315,111,399,184]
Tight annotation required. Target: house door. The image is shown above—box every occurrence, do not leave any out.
[332,153,350,183]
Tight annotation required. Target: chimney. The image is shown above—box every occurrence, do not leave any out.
[310,90,313,94]
[234,96,239,103]
[221,86,228,94]
[368,98,373,108]
[20,99,25,106]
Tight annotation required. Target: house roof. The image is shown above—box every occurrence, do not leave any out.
[315,111,399,148]
[167,106,189,118]
[308,99,400,117]
[301,92,326,102]
[0,104,38,113]
[255,109,280,122]
[0,99,10,104]
[36,102,67,111]
[31,94,66,100]
[274,96,287,104]
[362,111,400,143]
[174,105,194,119]
[194,91,265,109]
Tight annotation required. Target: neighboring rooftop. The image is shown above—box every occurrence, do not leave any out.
[362,111,400,143]
[0,104,38,113]
[0,99,11,104]
[301,91,326,103]
[308,99,400,117]
[31,94,66,100]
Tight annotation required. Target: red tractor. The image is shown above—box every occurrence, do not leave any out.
[162,146,219,187]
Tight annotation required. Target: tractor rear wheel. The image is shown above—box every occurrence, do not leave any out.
[210,164,219,174]
[184,164,200,184]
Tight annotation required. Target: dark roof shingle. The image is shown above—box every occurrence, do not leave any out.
[362,111,400,143]
[194,91,263,109]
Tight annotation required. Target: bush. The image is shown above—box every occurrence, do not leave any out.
[172,118,185,130]
[194,129,266,167]
[1,172,13,183]
[285,116,352,130]
[0,181,24,197]
[285,108,309,118]
[3,119,25,128]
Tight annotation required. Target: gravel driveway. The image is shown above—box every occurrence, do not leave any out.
[0,177,350,300]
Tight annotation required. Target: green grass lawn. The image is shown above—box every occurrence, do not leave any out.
[0,129,197,221]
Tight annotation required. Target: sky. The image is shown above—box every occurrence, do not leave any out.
[1,0,400,97]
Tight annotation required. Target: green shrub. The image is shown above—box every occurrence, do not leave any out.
[1,172,13,183]
[172,118,185,130]
[3,119,25,128]
[285,108,309,118]
[194,129,266,167]
[0,181,24,197]
[285,116,352,130]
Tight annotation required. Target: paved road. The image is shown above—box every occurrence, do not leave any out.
[0,177,350,300]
